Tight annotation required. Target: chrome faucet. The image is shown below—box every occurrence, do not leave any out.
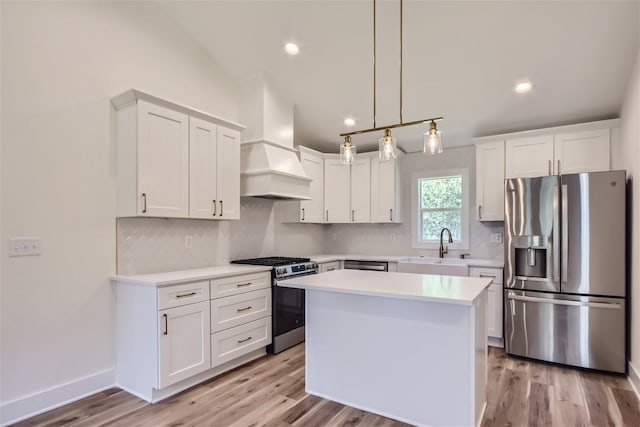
[439,228,453,258]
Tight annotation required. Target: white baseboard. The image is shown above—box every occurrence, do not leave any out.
[0,368,115,426]
[628,360,640,400]
[488,337,504,348]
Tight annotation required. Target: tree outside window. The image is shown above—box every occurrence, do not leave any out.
[419,175,462,241]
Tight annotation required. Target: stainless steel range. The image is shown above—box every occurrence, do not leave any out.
[231,257,318,354]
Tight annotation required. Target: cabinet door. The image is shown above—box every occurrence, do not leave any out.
[189,117,218,219]
[158,301,210,388]
[350,157,371,222]
[505,135,554,179]
[554,129,610,175]
[371,158,398,222]
[299,152,324,222]
[324,159,351,223]
[137,100,189,217]
[475,141,505,221]
[216,126,241,220]
[319,261,340,272]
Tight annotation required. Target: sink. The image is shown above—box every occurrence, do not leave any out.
[397,257,469,276]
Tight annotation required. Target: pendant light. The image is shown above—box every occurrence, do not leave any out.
[423,120,443,155]
[340,135,356,164]
[339,0,444,158]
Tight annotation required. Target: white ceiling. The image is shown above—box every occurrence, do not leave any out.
[159,1,639,154]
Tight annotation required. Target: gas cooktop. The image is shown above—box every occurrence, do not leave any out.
[231,256,311,267]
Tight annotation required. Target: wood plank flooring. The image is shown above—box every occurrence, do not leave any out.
[12,345,640,427]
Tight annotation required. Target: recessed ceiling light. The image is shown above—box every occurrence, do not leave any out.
[284,43,300,55]
[344,118,356,127]
[515,81,533,93]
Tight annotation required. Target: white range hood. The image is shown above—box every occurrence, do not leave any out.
[239,75,311,200]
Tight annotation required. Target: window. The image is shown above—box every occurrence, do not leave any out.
[412,169,469,249]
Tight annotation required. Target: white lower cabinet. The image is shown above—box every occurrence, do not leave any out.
[115,270,272,403]
[158,301,210,388]
[319,261,341,272]
[211,317,272,367]
[469,267,503,346]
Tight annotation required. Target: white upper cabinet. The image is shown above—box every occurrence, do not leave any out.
[299,149,325,222]
[189,117,218,219]
[324,158,351,223]
[554,129,610,175]
[216,126,241,220]
[137,101,190,217]
[371,156,402,223]
[113,90,244,220]
[475,141,505,221]
[505,135,554,179]
[350,157,371,223]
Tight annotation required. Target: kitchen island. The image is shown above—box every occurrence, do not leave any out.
[278,269,492,427]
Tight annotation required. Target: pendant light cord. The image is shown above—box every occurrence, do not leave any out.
[373,0,377,128]
[400,0,403,124]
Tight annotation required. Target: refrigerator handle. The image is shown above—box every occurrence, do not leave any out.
[507,293,621,310]
[561,184,568,283]
[552,185,560,282]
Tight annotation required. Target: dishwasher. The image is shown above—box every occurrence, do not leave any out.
[343,260,388,272]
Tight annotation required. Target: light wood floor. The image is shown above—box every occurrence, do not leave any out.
[12,345,640,427]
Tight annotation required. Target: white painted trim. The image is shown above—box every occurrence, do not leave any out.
[488,337,504,348]
[0,368,115,426]
[628,360,640,400]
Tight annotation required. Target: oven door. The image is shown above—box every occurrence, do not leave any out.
[273,271,317,336]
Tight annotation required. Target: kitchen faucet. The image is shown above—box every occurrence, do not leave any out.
[439,228,453,258]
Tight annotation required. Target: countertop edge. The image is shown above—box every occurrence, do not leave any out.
[111,265,273,287]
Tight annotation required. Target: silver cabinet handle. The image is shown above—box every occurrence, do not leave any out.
[352,210,355,222]
[142,193,147,213]
[557,160,561,175]
[176,292,196,298]
[237,336,252,344]
[479,273,496,278]
[212,199,217,216]
[507,293,621,309]
[301,208,305,221]
[478,205,482,219]
[561,184,568,283]
[548,160,552,175]
[389,209,393,221]
[236,306,253,312]
[326,210,329,222]
[163,313,168,335]
[219,200,223,217]
[236,282,252,287]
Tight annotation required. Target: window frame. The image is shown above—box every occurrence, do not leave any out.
[411,168,470,250]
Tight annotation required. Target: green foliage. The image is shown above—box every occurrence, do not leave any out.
[420,175,462,240]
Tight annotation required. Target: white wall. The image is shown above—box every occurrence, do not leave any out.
[617,47,640,380]
[324,146,505,260]
[0,1,239,422]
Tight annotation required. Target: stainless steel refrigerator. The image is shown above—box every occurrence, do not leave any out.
[504,170,626,373]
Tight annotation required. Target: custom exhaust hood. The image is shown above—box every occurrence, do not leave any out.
[239,75,311,200]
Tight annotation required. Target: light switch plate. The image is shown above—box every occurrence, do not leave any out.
[490,232,503,243]
[8,238,42,256]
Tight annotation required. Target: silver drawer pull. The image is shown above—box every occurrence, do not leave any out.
[236,282,252,287]
[479,274,496,278]
[236,306,253,312]
[176,292,197,298]
[237,336,252,344]
[508,293,621,309]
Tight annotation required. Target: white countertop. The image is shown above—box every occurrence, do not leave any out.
[309,254,504,268]
[278,269,492,306]
[111,265,272,287]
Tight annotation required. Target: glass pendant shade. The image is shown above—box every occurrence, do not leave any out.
[423,121,443,155]
[378,129,397,161]
[340,136,356,164]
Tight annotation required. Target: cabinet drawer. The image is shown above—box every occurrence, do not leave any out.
[211,317,272,367]
[211,289,271,333]
[158,281,210,310]
[469,267,503,285]
[210,272,270,299]
[320,261,340,273]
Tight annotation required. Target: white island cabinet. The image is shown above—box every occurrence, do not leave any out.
[279,269,492,427]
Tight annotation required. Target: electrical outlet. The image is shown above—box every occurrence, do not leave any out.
[185,235,193,249]
[490,232,503,243]
[8,237,41,257]
[332,233,337,241]
[390,233,396,241]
